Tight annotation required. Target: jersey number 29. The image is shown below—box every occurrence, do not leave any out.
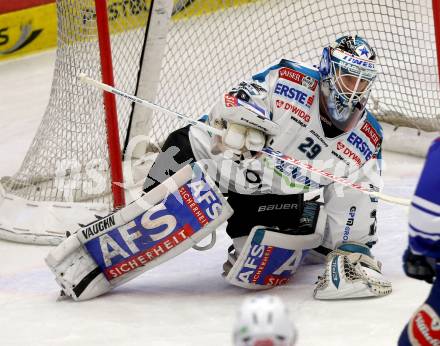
[298,137,322,159]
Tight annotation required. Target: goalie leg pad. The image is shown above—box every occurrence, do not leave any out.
[45,163,233,301]
[224,224,324,289]
[314,242,392,300]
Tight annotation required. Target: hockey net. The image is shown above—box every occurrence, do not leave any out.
[0,0,439,244]
[0,0,153,244]
[151,0,440,151]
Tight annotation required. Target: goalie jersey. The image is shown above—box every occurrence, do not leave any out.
[408,138,440,259]
[190,59,383,193]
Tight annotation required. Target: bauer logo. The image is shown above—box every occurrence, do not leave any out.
[257,203,299,212]
[83,176,224,280]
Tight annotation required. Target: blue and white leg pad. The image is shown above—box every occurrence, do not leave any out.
[45,163,233,301]
[224,226,324,289]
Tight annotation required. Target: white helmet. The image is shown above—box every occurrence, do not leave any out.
[319,35,378,131]
[233,295,297,346]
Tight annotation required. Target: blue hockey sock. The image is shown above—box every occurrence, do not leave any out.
[398,265,440,345]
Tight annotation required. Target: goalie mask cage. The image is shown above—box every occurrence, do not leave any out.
[0,0,439,244]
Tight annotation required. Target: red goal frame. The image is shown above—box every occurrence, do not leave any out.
[95,0,125,209]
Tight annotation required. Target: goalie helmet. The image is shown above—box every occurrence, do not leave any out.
[233,295,297,346]
[319,35,378,131]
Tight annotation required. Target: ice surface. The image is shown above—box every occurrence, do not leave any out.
[0,50,432,346]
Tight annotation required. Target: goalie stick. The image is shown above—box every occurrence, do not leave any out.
[79,73,411,206]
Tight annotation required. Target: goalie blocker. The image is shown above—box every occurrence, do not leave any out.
[45,163,233,301]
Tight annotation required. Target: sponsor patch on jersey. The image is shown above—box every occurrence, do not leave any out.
[343,207,357,241]
[83,175,224,280]
[278,67,318,91]
[335,141,362,166]
[257,203,299,212]
[274,82,311,108]
[347,132,374,161]
[275,99,310,125]
[408,304,440,345]
[360,121,381,148]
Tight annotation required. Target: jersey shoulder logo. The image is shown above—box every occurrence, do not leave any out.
[278,67,318,91]
[274,65,317,109]
[360,121,381,149]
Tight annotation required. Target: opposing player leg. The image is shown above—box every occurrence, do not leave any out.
[398,267,440,345]
[46,163,233,301]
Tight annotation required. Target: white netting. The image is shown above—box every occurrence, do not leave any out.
[3,0,440,206]
[1,0,150,205]
[150,0,440,151]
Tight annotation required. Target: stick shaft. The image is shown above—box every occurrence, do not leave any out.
[80,73,411,206]
[261,148,410,206]
[80,74,224,137]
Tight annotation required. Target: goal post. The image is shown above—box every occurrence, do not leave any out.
[0,0,174,244]
[96,0,125,209]
[123,0,175,160]
[0,0,439,245]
